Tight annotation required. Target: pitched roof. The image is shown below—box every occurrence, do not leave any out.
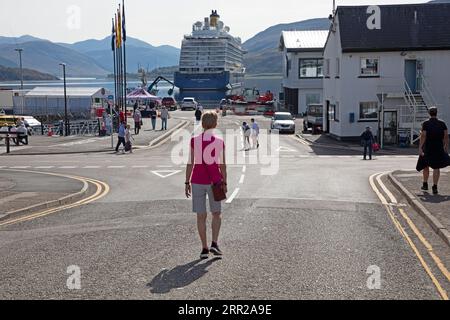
[280,30,329,52]
[337,3,450,52]
[25,87,109,98]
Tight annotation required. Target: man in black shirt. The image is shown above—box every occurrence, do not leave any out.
[361,127,375,160]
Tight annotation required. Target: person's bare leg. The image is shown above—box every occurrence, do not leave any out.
[197,213,208,249]
[211,213,222,244]
[433,169,440,186]
[423,167,430,183]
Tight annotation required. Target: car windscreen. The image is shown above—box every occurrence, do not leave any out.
[275,114,293,121]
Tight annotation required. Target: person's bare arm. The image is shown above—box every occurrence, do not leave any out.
[419,130,426,157]
[185,147,194,198]
[220,149,228,194]
[444,130,449,153]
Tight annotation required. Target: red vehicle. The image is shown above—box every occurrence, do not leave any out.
[161,97,178,111]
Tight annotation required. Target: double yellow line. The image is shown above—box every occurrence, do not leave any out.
[370,172,449,300]
[0,170,110,228]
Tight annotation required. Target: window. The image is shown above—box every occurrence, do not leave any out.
[286,55,291,78]
[324,59,330,77]
[336,58,340,77]
[359,102,378,120]
[360,58,379,76]
[299,59,324,78]
[330,102,340,121]
[306,93,321,107]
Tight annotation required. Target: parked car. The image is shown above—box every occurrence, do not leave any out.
[303,104,323,133]
[181,98,198,111]
[271,112,296,134]
[162,97,178,111]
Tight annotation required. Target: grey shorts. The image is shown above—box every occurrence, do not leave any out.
[192,184,222,214]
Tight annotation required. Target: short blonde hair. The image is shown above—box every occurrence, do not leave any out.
[202,111,218,130]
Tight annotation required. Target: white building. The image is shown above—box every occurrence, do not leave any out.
[279,30,329,115]
[323,3,450,144]
[22,87,111,119]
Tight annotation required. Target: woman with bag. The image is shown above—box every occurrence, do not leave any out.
[185,111,228,260]
[417,107,450,194]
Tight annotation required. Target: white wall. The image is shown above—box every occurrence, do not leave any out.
[324,14,450,138]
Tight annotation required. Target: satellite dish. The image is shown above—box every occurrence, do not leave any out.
[168,89,174,96]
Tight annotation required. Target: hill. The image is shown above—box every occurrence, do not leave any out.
[243,18,330,74]
[0,41,110,77]
[61,36,180,73]
[243,18,330,75]
[0,65,59,81]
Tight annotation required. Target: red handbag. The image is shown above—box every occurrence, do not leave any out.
[203,163,227,202]
[372,143,380,152]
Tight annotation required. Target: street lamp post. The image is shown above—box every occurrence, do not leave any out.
[15,48,24,114]
[59,63,69,137]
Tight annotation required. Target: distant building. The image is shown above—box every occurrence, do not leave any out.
[323,3,450,144]
[21,87,111,119]
[279,30,329,115]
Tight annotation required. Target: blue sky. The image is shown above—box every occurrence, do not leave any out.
[0,0,428,47]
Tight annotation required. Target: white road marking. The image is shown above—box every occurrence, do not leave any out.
[376,173,398,204]
[226,188,240,204]
[151,170,182,179]
[9,166,30,169]
[83,166,101,169]
[59,166,77,169]
[34,166,55,169]
[242,166,247,173]
[108,166,125,169]
[132,165,149,168]
[277,146,297,153]
[239,175,245,184]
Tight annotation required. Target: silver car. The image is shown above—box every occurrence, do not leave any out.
[271,112,296,134]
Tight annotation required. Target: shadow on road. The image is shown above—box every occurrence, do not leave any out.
[147,258,221,294]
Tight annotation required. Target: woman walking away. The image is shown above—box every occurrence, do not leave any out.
[125,124,133,154]
[242,122,251,151]
[361,127,375,160]
[134,108,142,135]
[417,107,450,195]
[115,121,126,153]
[185,111,228,260]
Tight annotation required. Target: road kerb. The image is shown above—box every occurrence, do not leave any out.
[388,171,450,248]
[149,120,190,148]
[0,169,90,223]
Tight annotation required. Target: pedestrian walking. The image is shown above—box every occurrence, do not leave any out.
[150,107,157,131]
[133,108,142,135]
[185,111,228,259]
[115,121,126,153]
[160,106,170,131]
[360,127,375,160]
[416,107,450,194]
[125,124,133,154]
[195,107,203,125]
[242,122,251,151]
[251,118,260,149]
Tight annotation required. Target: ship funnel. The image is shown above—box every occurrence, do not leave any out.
[210,10,220,28]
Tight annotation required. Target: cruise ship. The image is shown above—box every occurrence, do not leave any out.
[174,10,246,101]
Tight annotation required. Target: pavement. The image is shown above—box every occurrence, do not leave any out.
[0,111,449,300]
[0,117,184,156]
[298,132,420,156]
[0,170,85,219]
[391,170,450,246]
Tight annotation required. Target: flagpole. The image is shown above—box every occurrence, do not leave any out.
[122,0,128,124]
[111,17,117,148]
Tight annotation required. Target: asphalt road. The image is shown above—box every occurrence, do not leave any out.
[0,110,448,300]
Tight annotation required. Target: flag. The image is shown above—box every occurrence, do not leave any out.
[115,13,120,49]
[122,0,126,42]
[117,7,122,48]
[111,18,116,51]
